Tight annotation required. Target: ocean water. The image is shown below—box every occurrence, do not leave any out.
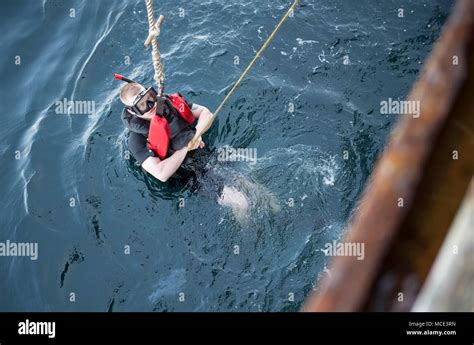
[0,0,452,311]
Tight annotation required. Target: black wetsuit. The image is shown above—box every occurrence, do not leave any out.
[122,109,151,165]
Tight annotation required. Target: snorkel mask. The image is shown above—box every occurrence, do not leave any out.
[129,86,158,115]
[115,74,173,118]
[115,74,161,116]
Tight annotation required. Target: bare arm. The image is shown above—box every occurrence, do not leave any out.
[189,104,213,149]
[191,104,213,135]
[141,147,188,182]
[140,104,211,181]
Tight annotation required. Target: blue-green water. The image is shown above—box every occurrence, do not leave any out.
[0,0,451,311]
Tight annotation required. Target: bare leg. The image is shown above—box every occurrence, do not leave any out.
[218,185,250,224]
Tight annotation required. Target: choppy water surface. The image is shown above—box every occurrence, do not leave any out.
[0,0,451,311]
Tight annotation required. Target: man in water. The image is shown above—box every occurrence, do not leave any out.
[119,82,212,182]
[118,81,257,222]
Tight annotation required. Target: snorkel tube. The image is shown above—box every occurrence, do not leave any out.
[114,74,136,84]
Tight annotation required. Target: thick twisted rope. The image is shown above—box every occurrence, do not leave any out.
[144,0,165,94]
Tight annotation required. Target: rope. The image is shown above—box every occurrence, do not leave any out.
[187,0,300,149]
[144,0,165,95]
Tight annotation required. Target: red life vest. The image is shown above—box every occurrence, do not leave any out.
[147,93,195,159]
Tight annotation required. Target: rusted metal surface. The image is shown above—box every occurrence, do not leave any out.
[302,0,474,312]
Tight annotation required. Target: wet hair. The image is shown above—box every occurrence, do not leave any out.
[119,83,145,107]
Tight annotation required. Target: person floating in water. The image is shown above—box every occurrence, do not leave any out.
[116,75,212,182]
[115,75,281,224]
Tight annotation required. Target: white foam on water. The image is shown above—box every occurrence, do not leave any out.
[211,145,339,228]
[296,38,319,45]
[148,268,186,303]
[255,144,339,191]
[257,25,264,40]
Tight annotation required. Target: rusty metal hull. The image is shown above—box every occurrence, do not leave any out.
[303,0,474,312]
